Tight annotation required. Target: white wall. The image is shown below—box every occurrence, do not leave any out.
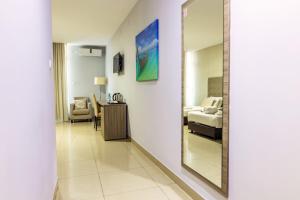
[66,45,106,104]
[229,0,300,199]
[107,0,300,200]
[0,0,56,200]
[106,0,225,199]
[185,44,223,106]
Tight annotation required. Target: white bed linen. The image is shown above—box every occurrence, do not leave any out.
[188,111,223,128]
[184,106,204,117]
[184,97,223,116]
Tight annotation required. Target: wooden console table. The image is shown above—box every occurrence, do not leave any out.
[98,101,127,141]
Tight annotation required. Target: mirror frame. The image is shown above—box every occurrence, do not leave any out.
[181,0,230,196]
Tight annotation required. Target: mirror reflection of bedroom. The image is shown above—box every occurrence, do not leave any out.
[182,0,223,187]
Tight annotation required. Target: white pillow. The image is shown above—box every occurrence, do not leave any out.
[74,99,87,110]
[215,110,223,116]
[211,97,223,108]
[218,99,223,108]
[201,97,213,107]
[203,106,218,114]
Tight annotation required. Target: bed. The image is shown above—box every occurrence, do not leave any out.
[185,77,223,139]
[183,96,223,125]
[188,111,223,139]
[184,106,204,124]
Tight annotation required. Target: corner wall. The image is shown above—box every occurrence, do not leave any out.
[0,0,56,199]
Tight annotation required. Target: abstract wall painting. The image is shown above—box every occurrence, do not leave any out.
[136,19,159,81]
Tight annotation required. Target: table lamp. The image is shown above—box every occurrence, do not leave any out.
[94,77,107,101]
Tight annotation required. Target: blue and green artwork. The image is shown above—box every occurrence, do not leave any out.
[136,19,159,81]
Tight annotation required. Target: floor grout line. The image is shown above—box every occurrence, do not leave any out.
[95,158,106,200]
[91,128,106,200]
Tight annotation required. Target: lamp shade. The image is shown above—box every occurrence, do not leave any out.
[94,77,107,85]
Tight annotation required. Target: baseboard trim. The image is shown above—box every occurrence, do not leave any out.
[53,181,59,200]
[131,139,204,200]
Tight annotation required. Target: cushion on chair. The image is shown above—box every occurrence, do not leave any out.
[74,99,87,110]
[73,108,90,115]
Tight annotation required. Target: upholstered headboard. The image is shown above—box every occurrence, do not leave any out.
[208,77,223,97]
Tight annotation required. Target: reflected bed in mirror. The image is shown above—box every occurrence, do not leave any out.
[181,0,230,196]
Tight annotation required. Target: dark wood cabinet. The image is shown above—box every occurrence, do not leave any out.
[99,102,127,141]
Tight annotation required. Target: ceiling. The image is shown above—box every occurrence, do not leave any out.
[184,0,223,51]
[52,0,138,45]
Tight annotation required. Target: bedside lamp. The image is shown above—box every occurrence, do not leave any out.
[94,77,107,101]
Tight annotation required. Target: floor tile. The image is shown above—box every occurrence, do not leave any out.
[105,187,168,200]
[96,154,141,173]
[100,168,157,195]
[58,148,94,163]
[92,142,130,159]
[159,184,192,200]
[58,175,103,199]
[124,142,143,155]
[144,165,174,186]
[56,123,193,200]
[131,151,157,168]
[58,160,98,179]
[57,192,104,200]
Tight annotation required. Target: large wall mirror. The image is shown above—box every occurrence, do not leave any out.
[181,0,229,196]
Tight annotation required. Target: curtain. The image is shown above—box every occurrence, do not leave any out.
[53,43,68,122]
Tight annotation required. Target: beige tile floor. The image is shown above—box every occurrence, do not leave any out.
[183,126,222,187]
[56,122,192,200]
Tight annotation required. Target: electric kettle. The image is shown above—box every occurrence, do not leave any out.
[112,93,123,103]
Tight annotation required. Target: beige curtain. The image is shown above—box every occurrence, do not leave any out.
[53,43,68,122]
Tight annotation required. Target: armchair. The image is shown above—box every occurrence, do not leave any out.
[69,97,93,123]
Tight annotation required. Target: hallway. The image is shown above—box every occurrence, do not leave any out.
[56,123,192,200]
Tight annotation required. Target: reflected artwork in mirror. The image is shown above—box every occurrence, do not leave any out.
[181,0,229,196]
